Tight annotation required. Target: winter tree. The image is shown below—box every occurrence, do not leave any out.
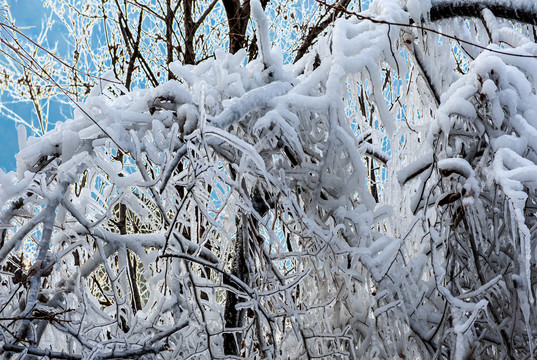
[1,0,537,358]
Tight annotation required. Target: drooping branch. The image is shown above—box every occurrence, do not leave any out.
[314,0,537,59]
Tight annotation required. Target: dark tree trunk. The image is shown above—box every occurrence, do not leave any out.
[222,0,251,54]
[183,0,196,65]
[223,213,250,356]
[165,0,175,79]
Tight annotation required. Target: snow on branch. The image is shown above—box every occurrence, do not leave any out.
[0,3,403,357]
[3,0,537,358]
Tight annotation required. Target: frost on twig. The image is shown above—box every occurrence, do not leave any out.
[2,0,537,358]
[0,3,400,358]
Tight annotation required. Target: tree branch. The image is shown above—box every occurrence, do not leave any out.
[429,2,537,26]
[2,343,168,359]
[294,0,351,63]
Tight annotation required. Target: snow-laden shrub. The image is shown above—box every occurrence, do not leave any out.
[3,1,537,359]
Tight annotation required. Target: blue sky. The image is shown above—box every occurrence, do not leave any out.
[1,0,39,172]
[0,0,40,172]
[0,0,373,173]
[1,0,71,172]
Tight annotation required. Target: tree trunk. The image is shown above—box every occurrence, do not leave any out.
[223,213,249,355]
